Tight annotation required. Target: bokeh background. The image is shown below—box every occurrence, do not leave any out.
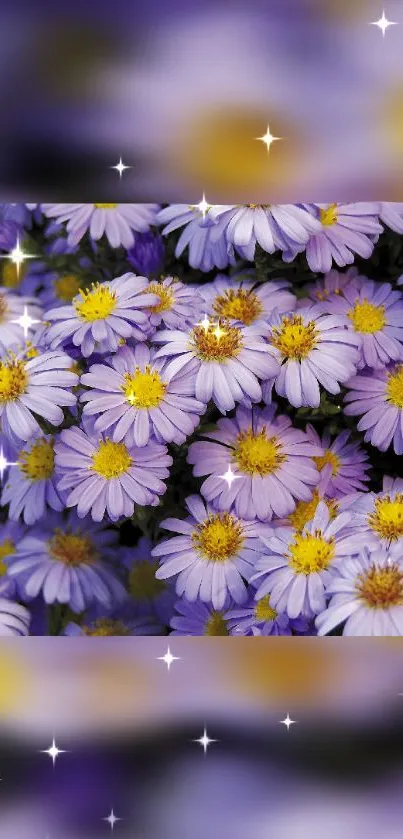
[1,639,403,837]
[1,0,403,200]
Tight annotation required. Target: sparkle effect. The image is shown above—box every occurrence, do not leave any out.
[103,809,122,831]
[110,157,131,179]
[40,738,67,766]
[11,305,42,339]
[219,464,242,488]
[256,124,281,152]
[370,10,398,37]
[193,727,217,753]
[280,714,297,730]
[0,236,36,278]
[157,646,181,670]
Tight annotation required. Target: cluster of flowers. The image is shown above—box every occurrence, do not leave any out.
[1,200,403,636]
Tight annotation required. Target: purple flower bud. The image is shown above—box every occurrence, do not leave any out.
[127,231,165,277]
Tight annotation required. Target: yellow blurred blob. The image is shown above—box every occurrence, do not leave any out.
[0,651,29,715]
[79,654,156,725]
[316,0,371,22]
[170,107,304,200]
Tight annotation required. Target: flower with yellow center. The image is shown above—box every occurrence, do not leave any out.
[386,365,403,408]
[93,203,118,209]
[20,438,55,481]
[49,529,97,566]
[83,619,131,636]
[234,428,285,476]
[320,203,339,226]
[314,449,340,476]
[348,298,386,334]
[204,611,230,636]
[0,538,15,578]
[271,314,318,360]
[193,513,245,562]
[191,321,243,362]
[75,283,117,322]
[357,563,403,610]
[0,358,28,402]
[368,495,403,543]
[148,281,175,314]
[288,491,338,532]
[123,367,167,408]
[213,288,263,326]
[91,439,132,479]
[2,261,26,289]
[288,531,335,575]
[54,274,82,303]
[255,595,278,622]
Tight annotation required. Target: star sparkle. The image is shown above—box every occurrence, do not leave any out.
[256,124,281,153]
[370,10,398,36]
[219,464,242,489]
[110,157,131,179]
[193,727,217,754]
[40,738,67,766]
[157,646,181,671]
[103,809,122,831]
[196,313,211,332]
[212,322,227,341]
[280,714,297,730]
[11,305,42,339]
[0,236,36,277]
[0,446,18,482]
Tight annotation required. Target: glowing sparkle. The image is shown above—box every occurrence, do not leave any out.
[370,10,397,36]
[0,236,36,277]
[280,714,297,730]
[103,809,121,831]
[110,156,131,179]
[11,305,41,339]
[157,646,181,671]
[219,464,242,489]
[40,738,67,766]
[193,727,217,754]
[0,446,18,482]
[212,322,227,340]
[196,194,211,219]
[256,124,281,152]
[196,313,211,332]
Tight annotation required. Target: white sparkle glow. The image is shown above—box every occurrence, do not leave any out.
[196,194,211,219]
[110,156,131,179]
[0,446,18,482]
[219,464,242,489]
[40,738,67,766]
[157,646,181,671]
[11,305,41,339]
[212,322,226,340]
[193,727,217,754]
[196,313,211,332]
[256,124,281,152]
[280,714,297,730]
[370,10,398,36]
[103,809,122,831]
[0,236,36,277]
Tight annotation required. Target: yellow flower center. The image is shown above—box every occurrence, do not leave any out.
[0,358,28,402]
[148,281,175,314]
[2,262,26,289]
[193,513,244,562]
[129,559,166,601]
[386,365,403,408]
[49,530,97,566]
[368,495,403,542]
[314,449,340,476]
[0,538,15,576]
[213,288,263,326]
[0,293,9,322]
[255,595,277,622]
[91,439,132,479]
[320,203,338,226]
[74,283,117,322]
[234,428,285,476]
[123,366,167,408]
[356,563,403,609]
[288,491,338,532]
[192,322,243,362]
[94,203,118,209]
[271,315,318,360]
[84,619,131,636]
[204,611,229,636]
[348,299,386,334]
[288,530,335,574]
[20,438,55,481]
[54,274,82,303]
[25,342,39,359]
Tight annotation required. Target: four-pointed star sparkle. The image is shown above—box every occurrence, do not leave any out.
[0,236,36,277]
[196,313,211,332]
[110,157,131,179]
[370,10,398,36]
[157,646,181,671]
[11,305,41,339]
[256,124,281,152]
[103,809,122,831]
[193,728,217,754]
[219,464,242,489]
[280,714,297,730]
[40,738,67,766]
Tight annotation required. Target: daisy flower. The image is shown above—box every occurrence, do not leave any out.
[226,592,294,636]
[55,426,172,522]
[187,404,321,522]
[127,230,165,277]
[316,545,403,636]
[304,203,382,273]
[1,435,65,524]
[152,495,266,610]
[266,303,360,408]
[41,203,160,248]
[326,278,403,369]
[0,289,42,355]
[305,425,370,497]
[44,273,158,357]
[199,274,296,332]
[170,596,234,636]
[208,204,322,261]
[157,204,235,272]
[341,481,403,549]
[0,598,30,636]
[145,276,204,332]
[0,521,25,597]
[304,267,358,304]
[344,364,403,454]
[379,202,403,234]
[251,502,362,620]
[0,349,78,447]
[4,512,126,613]
[153,320,279,415]
[121,536,176,624]
[80,344,205,448]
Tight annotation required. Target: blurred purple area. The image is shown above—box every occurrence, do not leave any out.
[1,0,403,200]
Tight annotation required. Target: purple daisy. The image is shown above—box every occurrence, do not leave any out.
[145,276,204,332]
[304,203,382,273]
[208,204,322,261]
[187,404,321,522]
[64,611,162,636]
[305,424,371,498]
[1,435,65,524]
[344,364,403,454]
[0,349,78,447]
[304,267,358,304]
[55,426,172,522]
[338,480,403,549]
[121,536,176,624]
[251,501,362,620]
[153,320,279,415]
[157,204,236,272]
[41,203,160,248]
[325,278,403,369]
[379,202,403,234]
[0,598,30,636]
[0,520,25,597]
[3,512,126,613]
[0,289,42,355]
[316,544,403,636]
[226,592,294,636]
[127,230,165,277]
[170,596,234,636]
[152,495,266,610]
[44,273,158,357]
[199,274,296,333]
[265,303,360,408]
[80,344,205,448]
